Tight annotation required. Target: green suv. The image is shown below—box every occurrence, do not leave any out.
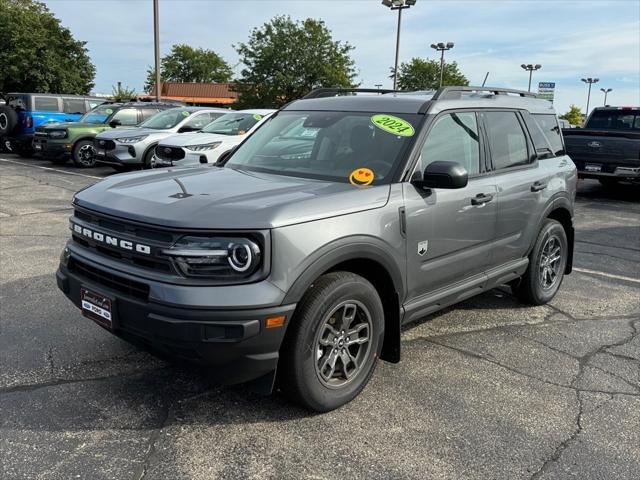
[34,102,175,167]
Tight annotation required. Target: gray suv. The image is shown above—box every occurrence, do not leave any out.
[56,86,577,412]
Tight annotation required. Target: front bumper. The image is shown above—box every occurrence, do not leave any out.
[32,137,71,159]
[153,150,214,168]
[56,250,296,385]
[95,142,145,166]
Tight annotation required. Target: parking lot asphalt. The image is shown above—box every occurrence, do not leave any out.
[1,154,638,480]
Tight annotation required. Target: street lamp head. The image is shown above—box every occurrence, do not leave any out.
[446,42,455,48]
[521,64,527,70]
[381,0,393,7]
[405,0,417,5]
[581,78,587,83]
[594,78,600,83]
[534,64,542,70]
[430,43,437,49]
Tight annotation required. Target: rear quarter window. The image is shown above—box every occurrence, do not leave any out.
[532,114,565,157]
[62,98,86,114]
[34,96,60,112]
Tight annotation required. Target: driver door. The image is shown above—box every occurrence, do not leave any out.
[403,111,498,302]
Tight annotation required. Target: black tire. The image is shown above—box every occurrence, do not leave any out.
[72,140,96,168]
[279,272,384,412]
[0,106,19,136]
[513,219,568,305]
[16,146,35,158]
[142,146,157,169]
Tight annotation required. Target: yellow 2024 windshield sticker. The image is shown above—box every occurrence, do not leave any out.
[253,114,263,121]
[182,111,190,117]
[349,168,374,186]
[371,114,414,137]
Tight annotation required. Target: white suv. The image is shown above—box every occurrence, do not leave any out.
[151,109,275,167]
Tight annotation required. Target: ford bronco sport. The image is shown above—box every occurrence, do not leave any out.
[56,86,577,411]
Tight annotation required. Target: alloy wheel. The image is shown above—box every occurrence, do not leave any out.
[539,234,562,290]
[314,300,372,388]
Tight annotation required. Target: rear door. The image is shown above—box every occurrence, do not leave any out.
[28,96,64,133]
[481,110,552,267]
[403,110,498,300]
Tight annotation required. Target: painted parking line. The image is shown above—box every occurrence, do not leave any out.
[0,158,103,180]
[574,267,640,284]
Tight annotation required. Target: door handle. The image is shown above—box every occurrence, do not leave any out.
[531,181,548,192]
[471,193,494,206]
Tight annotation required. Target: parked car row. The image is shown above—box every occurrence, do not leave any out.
[1,91,276,171]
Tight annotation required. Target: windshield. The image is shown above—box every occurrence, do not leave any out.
[139,108,193,130]
[226,111,420,185]
[587,110,640,130]
[201,112,262,135]
[80,105,115,124]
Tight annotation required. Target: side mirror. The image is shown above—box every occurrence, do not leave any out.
[109,119,121,128]
[413,161,468,189]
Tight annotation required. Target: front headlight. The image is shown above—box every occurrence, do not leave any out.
[116,135,148,144]
[185,141,222,152]
[162,235,262,279]
[49,130,67,139]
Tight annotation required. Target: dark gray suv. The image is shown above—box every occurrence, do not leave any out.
[56,86,577,411]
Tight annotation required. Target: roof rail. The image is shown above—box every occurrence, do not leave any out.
[432,86,538,100]
[303,87,399,99]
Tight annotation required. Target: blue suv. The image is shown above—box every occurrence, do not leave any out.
[0,93,106,157]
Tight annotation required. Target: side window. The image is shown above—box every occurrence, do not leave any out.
[62,98,85,114]
[87,100,102,110]
[532,114,564,156]
[140,108,160,121]
[111,108,138,126]
[483,112,529,170]
[33,97,60,112]
[418,112,480,175]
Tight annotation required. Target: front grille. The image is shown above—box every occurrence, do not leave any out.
[71,208,176,274]
[156,145,185,161]
[94,139,116,150]
[68,258,150,301]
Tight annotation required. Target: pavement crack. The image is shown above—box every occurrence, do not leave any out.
[0,207,72,218]
[135,402,172,480]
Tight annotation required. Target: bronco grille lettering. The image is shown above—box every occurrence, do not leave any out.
[72,223,152,255]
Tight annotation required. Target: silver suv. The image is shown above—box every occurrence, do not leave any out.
[57,86,577,411]
[93,106,229,171]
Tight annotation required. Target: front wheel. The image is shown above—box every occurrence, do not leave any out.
[279,272,384,412]
[513,219,568,305]
[72,140,96,168]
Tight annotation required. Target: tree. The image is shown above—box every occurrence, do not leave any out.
[233,16,358,108]
[144,44,232,92]
[110,83,136,102]
[559,105,583,126]
[0,0,95,94]
[394,57,468,91]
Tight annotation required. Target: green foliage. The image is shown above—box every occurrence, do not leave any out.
[144,44,232,92]
[110,83,136,102]
[559,105,583,126]
[394,57,469,91]
[0,0,95,93]
[233,16,358,108]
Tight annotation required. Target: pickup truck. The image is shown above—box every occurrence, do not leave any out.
[563,106,640,185]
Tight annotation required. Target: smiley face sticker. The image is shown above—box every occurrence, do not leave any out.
[349,168,375,186]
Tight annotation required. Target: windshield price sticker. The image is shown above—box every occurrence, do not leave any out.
[182,111,190,117]
[371,114,415,137]
[253,114,263,121]
[105,108,113,114]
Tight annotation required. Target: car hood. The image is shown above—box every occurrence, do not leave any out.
[74,166,390,229]
[160,131,239,147]
[40,121,106,130]
[95,127,167,139]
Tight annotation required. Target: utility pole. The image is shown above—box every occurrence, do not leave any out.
[382,1,417,90]
[431,42,455,87]
[520,64,542,92]
[581,77,599,120]
[153,0,161,101]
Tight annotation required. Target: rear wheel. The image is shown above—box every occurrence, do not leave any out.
[279,272,384,412]
[513,219,567,305]
[0,106,18,136]
[72,140,96,167]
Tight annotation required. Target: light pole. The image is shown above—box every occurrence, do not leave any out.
[520,64,542,92]
[431,42,455,87]
[382,0,417,90]
[153,0,161,101]
[581,77,599,119]
[375,84,383,91]
[600,87,612,106]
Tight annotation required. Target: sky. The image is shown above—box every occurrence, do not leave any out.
[43,0,640,114]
